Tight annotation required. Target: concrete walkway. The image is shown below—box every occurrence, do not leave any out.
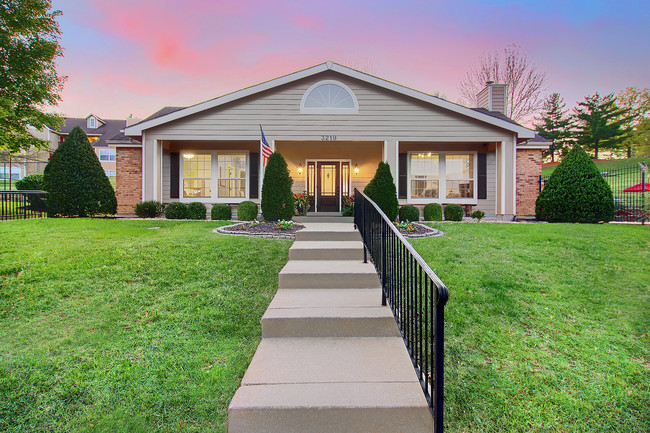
[228,222,432,433]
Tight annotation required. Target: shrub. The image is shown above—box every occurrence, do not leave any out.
[43,126,117,216]
[237,201,258,221]
[15,174,45,191]
[364,161,399,221]
[423,203,443,221]
[471,210,486,221]
[261,152,295,221]
[186,202,207,220]
[211,203,232,220]
[398,205,420,222]
[444,204,464,221]
[341,194,355,216]
[134,201,165,218]
[536,145,615,223]
[165,202,187,219]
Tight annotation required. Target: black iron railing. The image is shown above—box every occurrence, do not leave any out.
[540,162,648,223]
[354,189,449,433]
[0,190,48,221]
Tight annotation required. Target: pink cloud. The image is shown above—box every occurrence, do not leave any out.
[290,15,323,31]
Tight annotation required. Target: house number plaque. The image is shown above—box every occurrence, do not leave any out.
[321,135,337,141]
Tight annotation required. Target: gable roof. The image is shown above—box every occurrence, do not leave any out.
[124,61,535,138]
[53,117,127,147]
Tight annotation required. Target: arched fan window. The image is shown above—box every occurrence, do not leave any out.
[300,80,359,114]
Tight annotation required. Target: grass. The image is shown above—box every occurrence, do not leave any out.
[413,223,649,433]
[542,156,648,177]
[0,179,17,190]
[0,219,291,432]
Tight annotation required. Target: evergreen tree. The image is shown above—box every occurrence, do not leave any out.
[616,87,650,157]
[363,161,399,221]
[535,145,614,223]
[261,152,294,221]
[43,126,117,216]
[534,93,572,162]
[573,93,630,159]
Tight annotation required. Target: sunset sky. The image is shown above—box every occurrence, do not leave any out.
[52,0,649,125]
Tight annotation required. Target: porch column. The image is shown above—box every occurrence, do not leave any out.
[496,138,516,218]
[384,139,398,183]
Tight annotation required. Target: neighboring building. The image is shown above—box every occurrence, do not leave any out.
[120,61,549,217]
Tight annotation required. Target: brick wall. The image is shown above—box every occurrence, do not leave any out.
[516,149,542,216]
[116,147,142,215]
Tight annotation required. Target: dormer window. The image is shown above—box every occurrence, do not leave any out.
[89,117,96,128]
[300,80,358,114]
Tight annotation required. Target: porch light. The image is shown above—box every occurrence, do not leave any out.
[297,163,303,174]
[354,163,359,175]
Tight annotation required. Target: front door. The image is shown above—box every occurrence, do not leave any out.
[316,161,339,212]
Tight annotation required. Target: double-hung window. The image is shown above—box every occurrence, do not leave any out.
[409,152,476,203]
[99,148,116,162]
[181,152,248,201]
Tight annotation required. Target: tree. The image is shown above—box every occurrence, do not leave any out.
[43,126,117,217]
[534,93,572,162]
[0,0,65,152]
[535,145,614,223]
[363,161,399,221]
[457,44,547,122]
[261,152,294,221]
[616,87,650,157]
[573,93,630,159]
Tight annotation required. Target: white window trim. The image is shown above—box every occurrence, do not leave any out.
[407,151,478,205]
[98,148,116,162]
[180,150,249,203]
[89,117,96,128]
[300,80,359,114]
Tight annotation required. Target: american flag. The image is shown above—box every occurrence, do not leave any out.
[260,125,272,166]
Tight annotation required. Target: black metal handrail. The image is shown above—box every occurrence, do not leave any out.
[354,189,449,433]
[0,190,48,221]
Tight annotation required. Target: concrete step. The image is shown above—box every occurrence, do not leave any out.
[295,223,361,242]
[278,260,380,289]
[288,240,364,261]
[268,288,383,309]
[294,215,354,223]
[228,381,432,433]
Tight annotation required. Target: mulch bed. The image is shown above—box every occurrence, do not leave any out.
[216,221,305,238]
[393,222,443,238]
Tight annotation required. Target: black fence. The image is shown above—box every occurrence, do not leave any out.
[354,189,449,433]
[540,162,648,223]
[0,191,48,221]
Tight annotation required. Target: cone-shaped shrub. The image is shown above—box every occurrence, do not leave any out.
[44,126,117,217]
[261,152,294,221]
[536,145,614,223]
[363,161,399,221]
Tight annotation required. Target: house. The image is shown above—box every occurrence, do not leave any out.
[120,61,549,218]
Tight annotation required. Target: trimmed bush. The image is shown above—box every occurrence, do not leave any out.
[423,203,443,221]
[237,201,258,221]
[536,145,615,223]
[444,204,464,221]
[134,201,165,218]
[364,161,399,221]
[165,202,187,219]
[43,126,117,216]
[261,152,294,221]
[211,203,232,220]
[398,205,420,222]
[471,210,486,221]
[186,202,207,220]
[15,174,45,191]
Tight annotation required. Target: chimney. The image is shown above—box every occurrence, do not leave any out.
[476,81,508,116]
[126,114,142,127]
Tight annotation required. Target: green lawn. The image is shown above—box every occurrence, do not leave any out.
[413,223,649,433]
[0,219,291,432]
[542,157,648,177]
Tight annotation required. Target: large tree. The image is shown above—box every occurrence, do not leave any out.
[573,93,629,159]
[534,93,572,162]
[616,87,650,157]
[457,44,547,123]
[0,0,65,152]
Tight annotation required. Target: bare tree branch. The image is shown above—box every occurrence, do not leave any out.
[457,44,548,122]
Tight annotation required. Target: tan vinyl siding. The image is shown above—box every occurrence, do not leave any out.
[490,85,507,115]
[476,87,490,110]
[147,71,514,142]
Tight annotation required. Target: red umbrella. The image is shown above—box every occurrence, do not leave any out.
[622,183,650,192]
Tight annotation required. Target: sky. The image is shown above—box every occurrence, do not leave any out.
[51,0,649,125]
